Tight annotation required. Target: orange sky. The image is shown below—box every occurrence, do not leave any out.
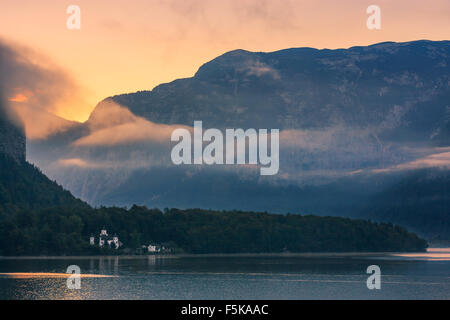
[1,0,449,121]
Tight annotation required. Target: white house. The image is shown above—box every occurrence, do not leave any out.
[90,229,121,249]
[147,244,160,253]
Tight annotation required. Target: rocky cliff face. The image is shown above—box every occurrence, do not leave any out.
[100,40,450,146]
[0,109,26,162]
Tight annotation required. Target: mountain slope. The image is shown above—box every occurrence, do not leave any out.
[0,104,88,214]
[26,40,450,241]
[98,40,450,146]
[0,153,88,213]
[365,168,450,241]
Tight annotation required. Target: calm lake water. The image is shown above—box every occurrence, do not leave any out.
[0,248,449,300]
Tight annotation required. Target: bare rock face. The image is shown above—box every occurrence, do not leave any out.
[0,111,26,162]
[102,40,450,145]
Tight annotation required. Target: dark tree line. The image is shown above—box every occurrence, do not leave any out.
[0,205,427,256]
[0,154,88,213]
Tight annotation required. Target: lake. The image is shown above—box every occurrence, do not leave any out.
[0,248,449,300]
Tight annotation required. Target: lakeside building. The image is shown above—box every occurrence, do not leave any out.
[147,244,161,253]
[90,229,122,249]
[147,244,174,253]
[134,244,173,254]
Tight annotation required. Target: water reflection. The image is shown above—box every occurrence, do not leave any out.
[0,251,449,299]
[391,248,450,261]
[95,256,120,275]
[0,273,114,279]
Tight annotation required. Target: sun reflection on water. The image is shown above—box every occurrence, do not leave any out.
[392,248,450,261]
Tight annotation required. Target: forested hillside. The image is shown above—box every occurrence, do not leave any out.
[0,205,427,256]
[0,154,88,214]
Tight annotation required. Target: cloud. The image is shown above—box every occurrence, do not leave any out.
[56,157,153,169]
[278,127,450,181]
[73,101,192,147]
[11,104,79,140]
[373,150,450,173]
[161,0,301,39]
[0,38,89,138]
[56,155,170,170]
[244,60,280,79]
[57,158,102,169]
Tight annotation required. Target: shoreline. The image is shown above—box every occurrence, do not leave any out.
[0,251,434,260]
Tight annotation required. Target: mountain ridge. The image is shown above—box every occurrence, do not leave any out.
[93,40,449,143]
[26,40,450,241]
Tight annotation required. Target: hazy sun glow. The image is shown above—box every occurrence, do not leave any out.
[8,93,28,102]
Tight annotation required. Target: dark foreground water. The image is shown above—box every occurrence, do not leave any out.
[0,248,449,300]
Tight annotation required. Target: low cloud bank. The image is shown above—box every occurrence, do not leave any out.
[74,100,191,147]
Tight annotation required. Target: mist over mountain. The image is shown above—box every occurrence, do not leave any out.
[26,40,450,240]
[106,40,449,142]
[0,41,87,214]
[364,168,450,241]
[85,41,450,177]
[0,111,85,214]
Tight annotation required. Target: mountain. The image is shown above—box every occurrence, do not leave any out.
[0,109,25,162]
[0,104,429,255]
[26,40,450,240]
[62,40,450,177]
[0,105,87,214]
[102,40,450,144]
[365,168,450,241]
[0,153,88,213]
[0,102,429,255]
